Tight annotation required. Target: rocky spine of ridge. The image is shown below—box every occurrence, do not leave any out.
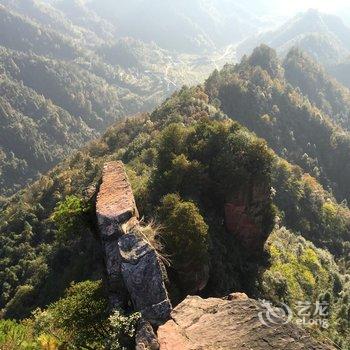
[96,161,172,348]
[95,161,334,350]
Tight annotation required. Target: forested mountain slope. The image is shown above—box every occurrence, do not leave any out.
[0,45,147,196]
[283,48,350,130]
[0,0,226,196]
[0,73,93,195]
[328,59,350,89]
[0,1,141,196]
[206,45,350,203]
[1,86,350,348]
[237,9,350,65]
[0,4,81,59]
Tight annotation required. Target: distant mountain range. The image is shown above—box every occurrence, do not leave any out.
[237,9,350,66]
[87,0,263,53]
[0,0,239,196]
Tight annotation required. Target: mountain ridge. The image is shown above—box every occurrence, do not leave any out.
[1,84,350,347]
[2,2,350,348]
[237,9,350,65]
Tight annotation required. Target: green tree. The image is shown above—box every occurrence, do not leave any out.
[0,319,38,350]
[158,194,209,294]
[51,195,91,241]
[36,280,140,350]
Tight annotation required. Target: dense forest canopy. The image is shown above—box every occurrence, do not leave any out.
[206,45,350,203]
[0,0,238,196]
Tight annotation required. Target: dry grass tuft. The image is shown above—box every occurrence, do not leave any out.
[138,218,171,266]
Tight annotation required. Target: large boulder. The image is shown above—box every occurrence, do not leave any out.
[96,161,138,309]
[157,295,334,350]
[96,161,171,324]
[119,231,172,325]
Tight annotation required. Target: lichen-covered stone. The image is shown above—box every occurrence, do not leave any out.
[119,232,172,325]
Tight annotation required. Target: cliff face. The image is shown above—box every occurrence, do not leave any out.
[96,161,172,326]
[225,182,272,254]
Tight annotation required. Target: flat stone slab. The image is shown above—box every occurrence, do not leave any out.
[158,295,334,350]
[97,161,139,237]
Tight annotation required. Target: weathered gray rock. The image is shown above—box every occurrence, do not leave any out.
[119,232,172,325]
[103,239,128,309]
[96,161,171,322]
[135,319,160,350]
[157,295,334,350]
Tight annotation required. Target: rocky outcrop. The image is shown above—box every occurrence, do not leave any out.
[96,162,334,349]
[119,232,171,325]
[157,294,334,350]
[135,319,160,350]
[96,162,139,309]
[96,161,171,325]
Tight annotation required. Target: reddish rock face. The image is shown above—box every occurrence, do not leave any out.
[96,161,139,233]
[157,295,334,350]
[225,201,261,250]
[224,183,271,253]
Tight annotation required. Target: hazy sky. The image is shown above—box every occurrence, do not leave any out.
[238,0,349,26]
[279,0,350,12]
[269,0,349,15]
